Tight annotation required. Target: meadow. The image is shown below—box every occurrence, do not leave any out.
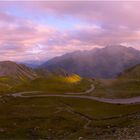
[0,96,139,139]
[90,79,140,98]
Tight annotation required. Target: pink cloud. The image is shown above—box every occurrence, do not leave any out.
[0,2,140,61]
[12,1,140,29]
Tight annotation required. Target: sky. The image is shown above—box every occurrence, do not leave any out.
[1,1,140,62]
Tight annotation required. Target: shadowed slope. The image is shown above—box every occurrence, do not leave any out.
[41,45,140,78]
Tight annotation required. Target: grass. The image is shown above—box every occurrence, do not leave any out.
[59,97,140,118]
[90,79,110,97]
[0,70,139,139]
[107,79,140,98]
[0,74,90,96]
[0,76,16,94]
[11,76,90,94]
[90,78,140,98]
[0,96,139,139]
[63,74,81,83]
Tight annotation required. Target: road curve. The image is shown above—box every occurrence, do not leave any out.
[11,80,95,97]
[9,80,140,104]
[12,91,140,104]
[65,84,95,95]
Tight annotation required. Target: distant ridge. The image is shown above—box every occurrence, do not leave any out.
[40,45,140,78]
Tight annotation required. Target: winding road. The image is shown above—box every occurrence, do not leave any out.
[10,82,140,104]
[12,92,140,104]
[65,83,95,95]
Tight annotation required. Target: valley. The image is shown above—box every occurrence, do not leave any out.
[0,47,140,139]
[1,1,140,139]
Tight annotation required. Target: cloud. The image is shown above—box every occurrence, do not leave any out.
[14,1,140,29]
[0,1,140,61]
[0,11,57,61]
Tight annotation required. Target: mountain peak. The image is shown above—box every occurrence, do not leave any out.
[106,44,124,48]
[0,61,17,65]
[41,45,140,78]
[105,45,129,50]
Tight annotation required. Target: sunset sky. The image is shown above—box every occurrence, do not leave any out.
[1,1,140,62]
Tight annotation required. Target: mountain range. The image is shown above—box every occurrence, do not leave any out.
[40,45,140,78]
[0,45,140,79]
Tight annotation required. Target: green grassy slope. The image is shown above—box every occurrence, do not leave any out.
[0,76,18,94]
[0,96,139,139]
[118,64,140,80]
[0,75,33,95]
[0,75,90,96]
[110,64,140,98]
[0,61,90,95]
[12,75,90,94]
[91,64,140,98]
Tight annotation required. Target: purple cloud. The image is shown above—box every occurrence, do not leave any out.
[0,1,140,61]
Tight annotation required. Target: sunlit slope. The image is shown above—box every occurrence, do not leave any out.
[13,74,90,94]
[60,74,81,83]
[0,61,90,94]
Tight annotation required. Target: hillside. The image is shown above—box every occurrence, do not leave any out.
[0,61,90,95]
[93,64,140,98]
[0,61,38,80]
[13,73,90,94]
[0,61,38,93]
[118,64,140,80]
[40,45,140,78]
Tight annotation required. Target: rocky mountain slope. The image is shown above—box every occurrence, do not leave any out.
[40,45,140,78]
[0,61,38,80]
